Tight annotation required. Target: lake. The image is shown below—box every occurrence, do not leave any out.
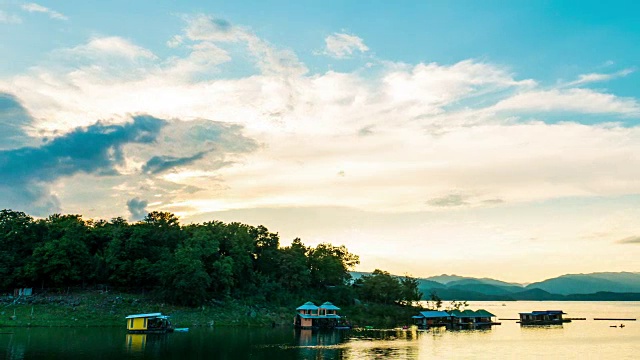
[1,301,638,359]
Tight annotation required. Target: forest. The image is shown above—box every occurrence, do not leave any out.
[0,209,421,307]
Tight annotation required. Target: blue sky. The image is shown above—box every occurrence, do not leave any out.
[1,1,639,281]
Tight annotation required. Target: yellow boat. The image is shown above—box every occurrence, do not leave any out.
[126,313,174,333]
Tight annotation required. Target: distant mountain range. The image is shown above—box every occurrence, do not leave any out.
[352,272,640,301]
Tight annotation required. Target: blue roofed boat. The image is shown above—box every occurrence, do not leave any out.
[518,310,570,325]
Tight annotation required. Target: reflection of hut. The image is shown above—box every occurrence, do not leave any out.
[412,311,451,328]
[126,334,147,352]
[519,310,569,325]
[293,301,344,329]
[126,313,173,333]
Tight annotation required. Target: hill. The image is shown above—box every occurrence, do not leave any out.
[526,272,640,295]
[351,271,640,301]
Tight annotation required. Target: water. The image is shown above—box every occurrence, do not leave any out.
[1,301,638,359]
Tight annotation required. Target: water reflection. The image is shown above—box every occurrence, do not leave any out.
[125,334,146,353]
[294,329,344,359]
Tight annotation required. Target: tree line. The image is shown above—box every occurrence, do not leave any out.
[0,209,421,306]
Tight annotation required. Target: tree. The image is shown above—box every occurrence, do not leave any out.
[276,238,310,294]
[400,274,423,305]
[158,246,211,306]
[308,243,359,287]
[358,269,402,304]
[447,300,468,311]
[427,291,443,310]
[0,210,38,288]
[25,214,92,287]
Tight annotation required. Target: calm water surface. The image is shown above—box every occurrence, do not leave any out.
[1,301,638,359]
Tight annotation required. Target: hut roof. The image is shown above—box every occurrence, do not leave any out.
[125,313,163,319]
[296,301,319,310]
[418,311,451,318]
[320,302,341,310]
[474,309,496,318]
[519,310,565,315]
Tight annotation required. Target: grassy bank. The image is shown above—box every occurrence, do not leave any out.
[0,291,421,329]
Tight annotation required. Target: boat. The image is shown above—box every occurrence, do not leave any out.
[518,310,571,325]
[174,328,190,332]
[126,313,174,334]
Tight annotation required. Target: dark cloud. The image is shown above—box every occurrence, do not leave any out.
[0,92,33,150]
[358,126,374,136]
[143,151,209,174]
[127,198,148,221]
[0,114,166,215]
[212,18,232,31]
[617,236,640,244]
[427,194,468,207]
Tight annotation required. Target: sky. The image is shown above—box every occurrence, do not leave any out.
[1,0,639,283]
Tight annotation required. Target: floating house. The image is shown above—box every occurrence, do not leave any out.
[294,301,346,329]
[412,311,451,328]
[412,309,500,328]
[126,313,173,333]
[518,310,570,325]
[449,309,499,327]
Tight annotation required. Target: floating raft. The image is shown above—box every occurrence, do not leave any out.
[594,318,636,321]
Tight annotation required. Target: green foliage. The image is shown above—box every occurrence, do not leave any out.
[0,208,404,309]
[357,270,422,305]
[308,243,360,287]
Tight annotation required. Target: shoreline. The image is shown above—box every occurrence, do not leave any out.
[1,291,421,329]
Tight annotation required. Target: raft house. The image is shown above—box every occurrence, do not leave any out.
[412,310,451,328]
[126,313,174,333]
[412,309,500,329]
[518,310,570,325]
[294,301,349,329]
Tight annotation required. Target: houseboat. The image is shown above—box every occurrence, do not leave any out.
[126,313,174,333]
[294,301,349,329]
[518,310,570,325]
[412,309,500,329]
[449,309,500,327]
[412,310,451,328]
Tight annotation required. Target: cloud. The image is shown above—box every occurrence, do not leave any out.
[70,36,157,60]
[4,14,640,220]
[427,194,469,207]
[565,68,635,87]
[127,198,148,221]
[143,151,209,174]
[0,93,35,150]
[21,3,67,20]
[324,33,369,58]
[0,10,22,24]
[177,14,307,76]
[617,236,640,244]
[0,115,166,215]
[491,88,640,117]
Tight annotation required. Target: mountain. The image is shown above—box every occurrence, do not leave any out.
[426,274,523,287]
[352,271,640,301]
[446,278,524,289]
[510,288,562,301]
[526,272,640,295]
[424,274,469,284]
[447,283,524,296]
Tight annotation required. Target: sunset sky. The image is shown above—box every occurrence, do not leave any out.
[1,1,639,282]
